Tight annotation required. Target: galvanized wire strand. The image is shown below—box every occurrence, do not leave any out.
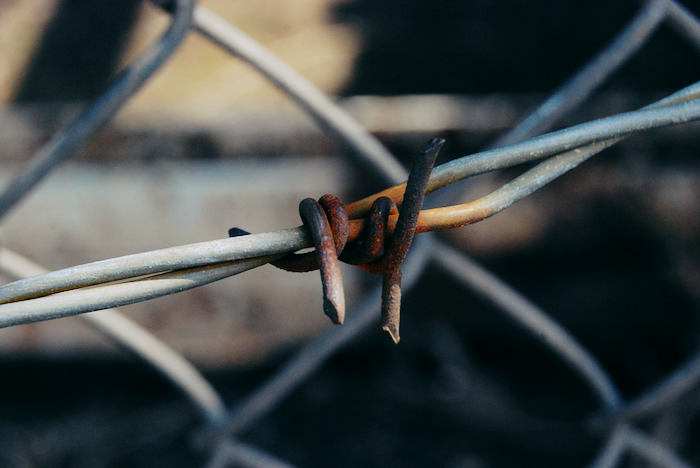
[417,139,618,230]
[623,426,696,468]
[0,228,308,305]
[0,0,196,220]
[665,1,700,52]
[421,94,700,196]
[493,0,669,148]
[0,254,278,329]
[432,243,623,409]
[191,6,408,185]
[0,248,227,426]
[212,233,433,439]
[206,440,296,468]
[0,105,691,339]
[348,83,700,217]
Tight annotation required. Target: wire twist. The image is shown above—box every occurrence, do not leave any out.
[230,138,444,342]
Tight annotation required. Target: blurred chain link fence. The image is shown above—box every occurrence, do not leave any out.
[2,0,700,466]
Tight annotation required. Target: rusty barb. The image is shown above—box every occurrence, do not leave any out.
[230,138,443,343]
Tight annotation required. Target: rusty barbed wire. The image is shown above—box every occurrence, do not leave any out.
[228,138,443,341]
[2,0,700,467]
[1,84,700,329]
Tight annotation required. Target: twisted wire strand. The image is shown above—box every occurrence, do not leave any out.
[348,82,700,218]
[0,254,280,329]
[1,84,700,314]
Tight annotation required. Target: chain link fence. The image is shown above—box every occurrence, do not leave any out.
[1,0,700,466]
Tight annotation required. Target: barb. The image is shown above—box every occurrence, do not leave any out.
[230,141,441,337]
[340,197,397,265]
[359,138,443,342]
[0,0,196,219]
[253,195,349,274]
[206,233,433,440]
[297,198,346,325]
[231,196,349,325]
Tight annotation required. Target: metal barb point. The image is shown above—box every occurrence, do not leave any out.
[298,198,346,326]
[361,138,444,343]
[381,268,402,344]
[323,298,344,325]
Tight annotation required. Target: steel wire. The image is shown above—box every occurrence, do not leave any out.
[0,254,279,329]
[1,1,699,466]
[0,228,309,304]
[0,248,226,426]
[426,0,669,213]
[586,425,630,468]
[623,426,695,468]
[0,0,196,220]
[349,83,700,217]
[186,7,681,456]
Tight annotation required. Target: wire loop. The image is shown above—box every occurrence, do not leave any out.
[229,138,444,341]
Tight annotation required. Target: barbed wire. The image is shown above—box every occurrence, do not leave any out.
[1,0,700,467]
[1,84,699,328]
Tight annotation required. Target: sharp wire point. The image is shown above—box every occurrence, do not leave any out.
[382,324,400,345]
[323,298,344,325]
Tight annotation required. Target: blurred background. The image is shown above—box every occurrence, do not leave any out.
[1,0,700,466]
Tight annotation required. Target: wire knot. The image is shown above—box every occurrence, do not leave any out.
[229,138,444,343]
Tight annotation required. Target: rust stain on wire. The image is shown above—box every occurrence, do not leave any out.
[231,139,443,342]
[270,195,348,274]
[357,138,443,343]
